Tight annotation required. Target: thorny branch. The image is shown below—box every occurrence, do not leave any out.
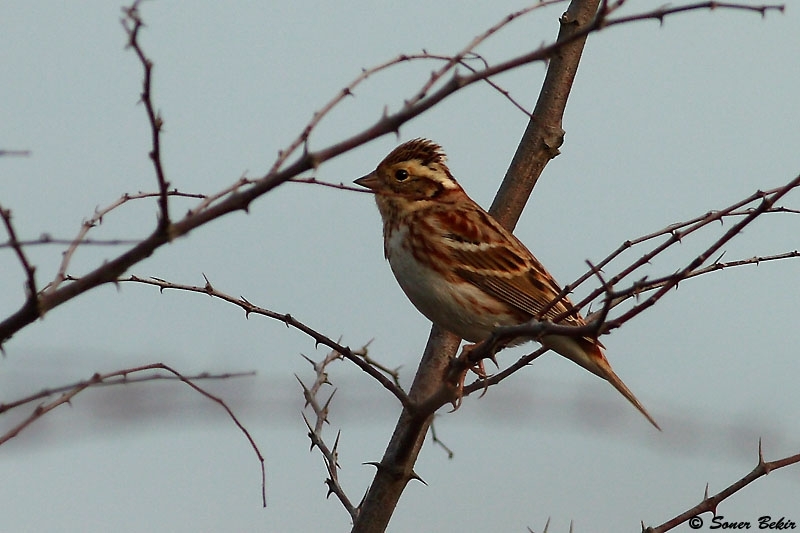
[267,0,565,178]
[564,184,800,327]
[121,1,171,230]
[460,248,800,395]
[0,206,38,312]
[607,174,800,331]
[297,348,358,521]
[453,188,800,397]
[42,190,205,295]
[645,441,800,532]
[1,237,149,249]
[108,274,412,408]
[0,369,255,415]
[0,363,267,507]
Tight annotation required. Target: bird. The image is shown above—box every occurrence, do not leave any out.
[354,138,659,429]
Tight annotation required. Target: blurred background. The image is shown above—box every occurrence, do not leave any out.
[2,1,798,531]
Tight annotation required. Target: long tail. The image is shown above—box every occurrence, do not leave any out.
[542,335,661,431]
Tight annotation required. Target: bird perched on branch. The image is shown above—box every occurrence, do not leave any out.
[355,138,658,429]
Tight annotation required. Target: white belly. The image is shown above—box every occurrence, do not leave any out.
[385,227,517,342]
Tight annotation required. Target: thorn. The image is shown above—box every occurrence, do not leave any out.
[703,482,709,500]
[363,461,381,470]
[408,470,427,485]
[299,353,317,368]
[333,430,341,453]
[322,389,337,412]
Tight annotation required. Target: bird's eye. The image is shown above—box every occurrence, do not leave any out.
[394,169,409,181]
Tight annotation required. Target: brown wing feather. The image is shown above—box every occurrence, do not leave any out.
[457,268,576,323]
[433,205,583,325]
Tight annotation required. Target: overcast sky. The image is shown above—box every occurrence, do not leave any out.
[2,1,799,532]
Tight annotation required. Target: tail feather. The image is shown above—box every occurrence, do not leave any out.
[542,334,661,431]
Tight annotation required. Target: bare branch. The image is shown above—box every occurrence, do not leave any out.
[41,190,204,295]
[0,204,39,316]
[112,274,412,408]
[288,176,375,194]
[429,419,454,459]
[0,369,255,415]
[606,175,800,331]
[121,1,171,229]
[297,349,358,520]
[0,362,266,506]
[563,188,800,319]
[1,237,144,249]
[646,442,800,532]
[604,250,800,311]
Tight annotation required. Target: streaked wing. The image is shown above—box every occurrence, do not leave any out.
[433,206,584,325]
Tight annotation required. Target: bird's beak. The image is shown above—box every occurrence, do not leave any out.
[354,172,379,190]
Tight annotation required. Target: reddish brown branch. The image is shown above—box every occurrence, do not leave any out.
[43,190,205,295]
[0,205,39,325]
[113,274,412,409]
[646,442,800,532]
[606,175,800,331]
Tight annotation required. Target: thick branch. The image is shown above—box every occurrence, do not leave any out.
[352,1,601,531]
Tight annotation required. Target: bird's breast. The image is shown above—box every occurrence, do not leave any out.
[384,224,522,342]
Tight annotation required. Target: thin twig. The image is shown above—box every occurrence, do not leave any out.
[42,190,204,295]
[0,369,255,414]
[121,1,171,229]
[0,237,146,249]
[0,205,38,312]
[0,362,266,507]
[297,349,358,520]
[645,441,800,532]
[112,274,412,408]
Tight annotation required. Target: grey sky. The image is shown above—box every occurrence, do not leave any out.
[2,1,798,531]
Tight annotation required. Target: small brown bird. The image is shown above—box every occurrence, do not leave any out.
[355,138,659,429]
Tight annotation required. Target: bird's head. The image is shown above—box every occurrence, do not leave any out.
[354,139,464,206]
